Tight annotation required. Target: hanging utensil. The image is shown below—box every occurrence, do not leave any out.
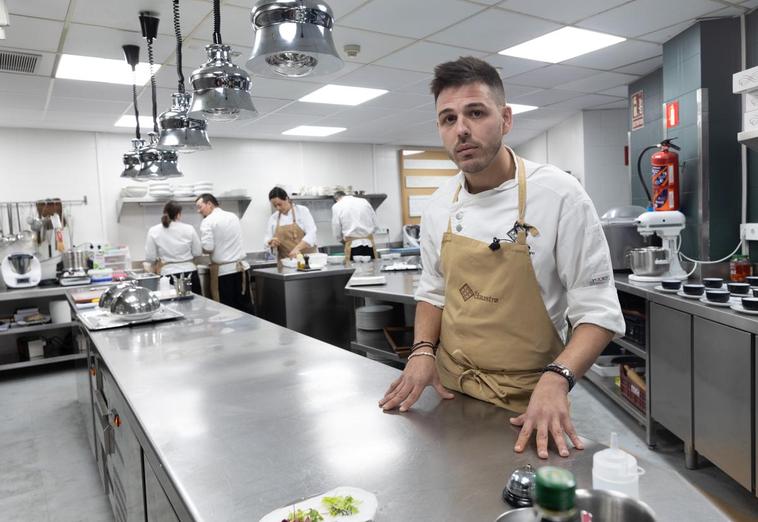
[14,203,24,241]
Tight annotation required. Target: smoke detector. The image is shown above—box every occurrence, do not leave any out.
[343,44,360,58]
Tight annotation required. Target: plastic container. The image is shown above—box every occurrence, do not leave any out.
[592,432,645,499]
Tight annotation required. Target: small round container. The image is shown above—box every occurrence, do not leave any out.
[746,275,758,287]
[742,297,758,311]
[727,282,750,295]
[661,279,681,290]
[705,289,730,303]
[682,283,704,296]
[702,277,723,289]
[752,288,758,298]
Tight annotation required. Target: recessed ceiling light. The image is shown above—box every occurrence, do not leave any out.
[282,125,346,137]
[510,103,538,115]
[56,54,158,85]
[114,115,155,128]
[402,150,425,156]
[499,27,625,63]
[299,84,387,106]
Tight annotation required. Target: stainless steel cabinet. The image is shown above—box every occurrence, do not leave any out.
[74,326,95,457]
[649,302,696,467]
[103,369,146,522]
[693,317,753,490]
[144,456,180,522]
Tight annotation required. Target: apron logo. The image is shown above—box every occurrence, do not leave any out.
[459,283,499,303]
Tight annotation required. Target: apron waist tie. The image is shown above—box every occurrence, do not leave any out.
[446,348,543,401]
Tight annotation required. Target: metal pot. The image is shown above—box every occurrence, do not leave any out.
[628,247,670,277]
[601,206,651,270]
[62,248,90,272]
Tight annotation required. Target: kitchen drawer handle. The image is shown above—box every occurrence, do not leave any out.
[109,409,122,428]
[89,366,96,376]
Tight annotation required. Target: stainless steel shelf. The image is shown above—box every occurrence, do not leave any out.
[0,352,85,372]
[613,337,646,359]
[584,370,646,426]
[117,196,251,222]
[0,321,77,337]
[350,341,406,364]
[291,193,387,211]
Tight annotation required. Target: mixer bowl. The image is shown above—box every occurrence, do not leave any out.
[9,254,33,274]
[628,247,669,277]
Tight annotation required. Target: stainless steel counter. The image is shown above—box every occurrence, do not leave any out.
[252,262,355,280]
[85,295,729,521]
[344,262,419,305]
[0,281,111,302]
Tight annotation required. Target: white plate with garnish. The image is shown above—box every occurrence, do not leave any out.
[259,486,377,522]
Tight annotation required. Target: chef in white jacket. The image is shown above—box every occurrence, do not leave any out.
[331,191,379,260]
[264,187,318,260]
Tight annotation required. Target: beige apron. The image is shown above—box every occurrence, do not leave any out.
[436,152,565,414]
[273,205,316,266]
[209,261,248,302]
[154,259,192,276]
[344,234,378,264]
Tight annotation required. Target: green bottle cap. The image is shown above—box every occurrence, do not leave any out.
[534,466,576,512]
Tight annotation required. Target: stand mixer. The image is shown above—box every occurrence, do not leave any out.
[629,210,688,283]
[1,252,41,288]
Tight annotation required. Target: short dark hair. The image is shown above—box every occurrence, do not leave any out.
[195,193,219,207]
[333,190,346,200]
[430,56,505,105]
[268,187,289,201]
[161,201,182,228]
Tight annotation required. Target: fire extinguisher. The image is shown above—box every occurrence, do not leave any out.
[636,138,680,211]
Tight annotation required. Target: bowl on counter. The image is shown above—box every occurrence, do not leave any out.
[727,282,750,295]
[306,253,328,269]
[702,277,723,289]
[746,276,758,286]
[354,255,372,263]
[109,286,160,321]
[661,279,681,291]
[327,255,345,265]
[742,297,758,310]
[705,289,731,303]
[682,283,705,296]
[280,258,298,268]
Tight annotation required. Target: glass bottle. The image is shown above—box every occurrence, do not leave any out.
[533,467,578,522]
[730,255,751,282]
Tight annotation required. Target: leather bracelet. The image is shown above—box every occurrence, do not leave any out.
[407,351,436,362]
[411,340,437,354]
[542,362,576,391]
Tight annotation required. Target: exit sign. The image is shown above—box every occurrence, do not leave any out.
[665,101,680,128]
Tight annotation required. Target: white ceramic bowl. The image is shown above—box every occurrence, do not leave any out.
[327,255,345,265]
[281,258,298,268]
[307,253,328,268]
[354,255,371,263]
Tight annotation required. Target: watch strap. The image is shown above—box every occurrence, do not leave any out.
[543,362,576,391]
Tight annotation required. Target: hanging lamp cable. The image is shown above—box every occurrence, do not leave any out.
[122,44,141,140]
[147,38,159,134]
[212,0,222,44]
[173,0,185,93]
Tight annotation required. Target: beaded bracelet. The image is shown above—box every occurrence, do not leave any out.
[411,340,437,353]
[407,351,436,362]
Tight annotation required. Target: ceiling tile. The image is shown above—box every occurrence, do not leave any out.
[248,112,324,129]
[637,22,693,43]
[704,5,749,17]
[577,0,724,38]
[741,0,758,8]
[250,77,323,99]
[3,15,63,53]
[0,73,52,95]
[70,0,212,38]
[497,0,630,24]
[563,40,661,70]
[394,77,435,95]
[589,99,629,109]
[362,91,430,110]
[334,65,428,90]
[301,60,364,84]
[487,54,550,79]
[47,97,130,115]
[504,64,593,88]
[428,8,559,53]
[154,66,196,90]
[136,86,177,109]
[375,41,488,73]
[339,0,483,39]
[51,78,135,102]
[550,93,621,110]
[63,24,176,63]
[332,26,415,64]
[6,0,70,20]
[248,97,293,115]
[615,55,663,75]
[502,83,544,99]
[556,71,638,93]
[599,85,628,97]
[511,89,584,106]
[217,4,255,47]
[315,106,404,127]
[0,91,48,111]
[276,102,345,117]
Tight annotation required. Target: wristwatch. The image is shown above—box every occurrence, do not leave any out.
[543,363,576,391]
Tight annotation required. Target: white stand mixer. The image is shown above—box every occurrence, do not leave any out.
[629,210,688,283]
[1,252,41,288]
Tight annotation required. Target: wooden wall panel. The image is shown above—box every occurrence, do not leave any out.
[399,150,458,225]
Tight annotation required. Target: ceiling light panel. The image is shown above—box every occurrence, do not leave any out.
[299,84,388,106]
[56,54,158,85]
[509,103,538,114]
[499,27,625,63]
[282,125,346,137]
[114,115,155,128]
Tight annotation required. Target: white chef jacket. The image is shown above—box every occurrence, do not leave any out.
[331,195,379,248]
[144,221,202,276]
[199,207,249,276]
[263,204,318,249]
[415,154,625,341]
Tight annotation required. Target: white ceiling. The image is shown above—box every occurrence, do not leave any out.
[0,0,756,148]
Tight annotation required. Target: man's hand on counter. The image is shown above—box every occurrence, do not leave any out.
[378,351,454,412]
[510,372,584,459]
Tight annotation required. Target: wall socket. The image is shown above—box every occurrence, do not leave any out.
[740,223,758,240]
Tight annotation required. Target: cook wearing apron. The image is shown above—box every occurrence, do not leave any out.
[331,192,380,262]
[265,187,318,264]
[271,205,317,264]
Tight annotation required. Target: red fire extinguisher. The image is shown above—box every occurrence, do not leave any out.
[650,138,680,211]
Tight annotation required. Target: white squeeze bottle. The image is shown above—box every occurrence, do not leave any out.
[592,432,645,499]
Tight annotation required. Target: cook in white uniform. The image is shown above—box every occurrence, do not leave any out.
[195,193,254,314]
[331,191,379,260]
[144,201,202,294]
[378,56,625,460]
[264,187,318,260]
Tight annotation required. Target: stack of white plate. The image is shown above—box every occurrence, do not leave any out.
[173,183,195,198]
[219,188,249,197]
[122,185,148,198]
[193,181,214,196]
[149,182,172,199]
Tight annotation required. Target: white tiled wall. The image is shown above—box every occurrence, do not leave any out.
[0,128,404,259]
